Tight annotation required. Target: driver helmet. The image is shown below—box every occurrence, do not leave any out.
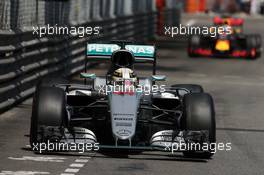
[112,68,137,85]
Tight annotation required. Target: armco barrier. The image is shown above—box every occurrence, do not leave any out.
[0,0,180,113]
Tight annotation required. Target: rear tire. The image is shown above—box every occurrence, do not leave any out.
[246,35,261,59]
[188,35,201,57]
[30,87,66,150]
[182,93,216,159]
[246,35,257,48]
[252,34,262,48]
[253,34,262,58]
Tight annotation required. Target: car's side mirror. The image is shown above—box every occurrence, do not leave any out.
[80,73,96,80]
[151,75,166,81]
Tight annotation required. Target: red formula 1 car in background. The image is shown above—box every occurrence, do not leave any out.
[188,16,262,59]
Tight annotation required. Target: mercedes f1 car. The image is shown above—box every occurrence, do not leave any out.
[188,16,262,59]
[30,41,216,158]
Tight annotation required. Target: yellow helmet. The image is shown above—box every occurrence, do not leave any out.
[112,68,137,83]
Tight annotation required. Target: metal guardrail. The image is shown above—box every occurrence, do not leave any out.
[0,0,180,113]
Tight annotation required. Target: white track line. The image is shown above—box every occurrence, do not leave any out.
[70,164,84,168]
[60,156,90,175]
[64,169,79,173]
[75,159,88,163]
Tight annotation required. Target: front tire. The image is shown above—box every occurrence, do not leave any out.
[30,87,66,150]
[182,93,216,159]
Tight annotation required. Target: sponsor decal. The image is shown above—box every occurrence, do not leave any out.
[87,44,155,57]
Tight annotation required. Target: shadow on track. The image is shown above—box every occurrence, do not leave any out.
[88,151,208,163]
[21,147,208,163]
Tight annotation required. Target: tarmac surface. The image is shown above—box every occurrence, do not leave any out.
[0,14,264,175]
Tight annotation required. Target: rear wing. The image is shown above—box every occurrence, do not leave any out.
[213,16,244,26]
[86,43,157,74]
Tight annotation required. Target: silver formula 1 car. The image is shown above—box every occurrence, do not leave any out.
[30,41,216,158]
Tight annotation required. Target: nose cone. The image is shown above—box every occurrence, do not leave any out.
[109,91,141,141]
